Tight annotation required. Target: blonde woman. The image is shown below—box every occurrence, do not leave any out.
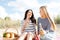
[38,6,56,40]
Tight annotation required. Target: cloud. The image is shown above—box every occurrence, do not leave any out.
[0,6,22,20]
[8,0,40,7]
[0,6,8,18]
[47,2,60,8]
[8,0,60,19]
[9,13,22,20]
[46,2,60,17]
[8,1,17,7]
[8,0,41,12]
[8,0,41,19]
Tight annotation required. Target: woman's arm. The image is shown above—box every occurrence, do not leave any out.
[20,20,26,33]
[21,20,29,33]
[21,20,27,33]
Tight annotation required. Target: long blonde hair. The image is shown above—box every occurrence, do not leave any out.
[40,6,56,30]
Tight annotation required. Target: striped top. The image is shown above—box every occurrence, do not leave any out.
[20,20,36,34]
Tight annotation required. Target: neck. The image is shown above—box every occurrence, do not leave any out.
[41,16,46,19]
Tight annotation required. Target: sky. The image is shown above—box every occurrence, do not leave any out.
[0,0,60,20]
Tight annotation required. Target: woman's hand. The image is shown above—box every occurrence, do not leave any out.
[21,19,29,33]
[39,29,46,36]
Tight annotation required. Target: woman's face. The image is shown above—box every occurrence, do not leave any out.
[27,10,32,19]
[39,8,46,18]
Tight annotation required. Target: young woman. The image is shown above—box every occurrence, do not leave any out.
[19,9,36,40]
[38,6,56,40]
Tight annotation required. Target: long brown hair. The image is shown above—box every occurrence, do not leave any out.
[40,6,56,30]
[24,9,36,24]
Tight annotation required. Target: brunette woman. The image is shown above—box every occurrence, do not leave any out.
[19,9,36,40]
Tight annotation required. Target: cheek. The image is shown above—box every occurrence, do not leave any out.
[30,14,32,17]
[40,10,45,16]
[27,13,32,18]
[28,14,32,18]
[40,12,43,16]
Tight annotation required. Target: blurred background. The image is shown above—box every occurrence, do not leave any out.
[0,0,60,39]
